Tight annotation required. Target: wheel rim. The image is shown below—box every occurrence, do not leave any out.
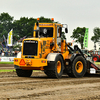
[57,61,61,74]
[93,57,97,61]
[75,61,83,73]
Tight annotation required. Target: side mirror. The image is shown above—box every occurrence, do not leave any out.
[65,28,68,33]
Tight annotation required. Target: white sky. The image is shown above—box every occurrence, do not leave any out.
[1,0,100,50]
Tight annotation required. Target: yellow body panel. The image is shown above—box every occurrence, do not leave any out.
[14,58,47,67]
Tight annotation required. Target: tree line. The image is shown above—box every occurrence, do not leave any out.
[0,12,53,43]
[71,27,100,49]
[0,12,99,49]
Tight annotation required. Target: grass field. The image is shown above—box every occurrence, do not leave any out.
[0,62,13,64]
[95,62,100,64]
[0,62,14,72]
[0,69,15,72]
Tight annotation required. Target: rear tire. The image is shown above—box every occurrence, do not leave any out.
[44,55,64,79]
[69,56,87,78]
[16,69,32,77]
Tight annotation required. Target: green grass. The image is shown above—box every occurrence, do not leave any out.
[0,62,14,64]
[0,62,14,72]
[0,69,15,72]
[94,62,100,64]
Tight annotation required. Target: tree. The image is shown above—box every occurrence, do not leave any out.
[91,27,100,43]
[0,13,57,44]
[39,16,53,23]
[0,12,14,39]
[70,27,86,49]
[13,17,36,40]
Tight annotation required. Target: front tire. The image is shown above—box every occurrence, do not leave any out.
[16,69,33,77]
[70,56,87,78]
[44,55,64,79]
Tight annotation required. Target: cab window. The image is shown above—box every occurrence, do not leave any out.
[39,27,53,37]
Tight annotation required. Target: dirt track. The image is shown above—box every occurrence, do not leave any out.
[0,70,100,100]
[0,64,14,70]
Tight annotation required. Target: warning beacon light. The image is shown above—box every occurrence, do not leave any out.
[37,18,40,21]
[51,18,54,22]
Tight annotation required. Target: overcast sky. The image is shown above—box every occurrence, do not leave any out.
[1,0,100,50]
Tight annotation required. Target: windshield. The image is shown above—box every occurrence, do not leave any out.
[36,27,53,37]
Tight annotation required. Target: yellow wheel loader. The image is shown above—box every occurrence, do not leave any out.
[14,18,100,78]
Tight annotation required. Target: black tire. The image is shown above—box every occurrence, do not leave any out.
[44,70,56,78]
[16,69,32,77]
[70,56,87,78]
[92,56,99,62]
[44,55,64,79]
